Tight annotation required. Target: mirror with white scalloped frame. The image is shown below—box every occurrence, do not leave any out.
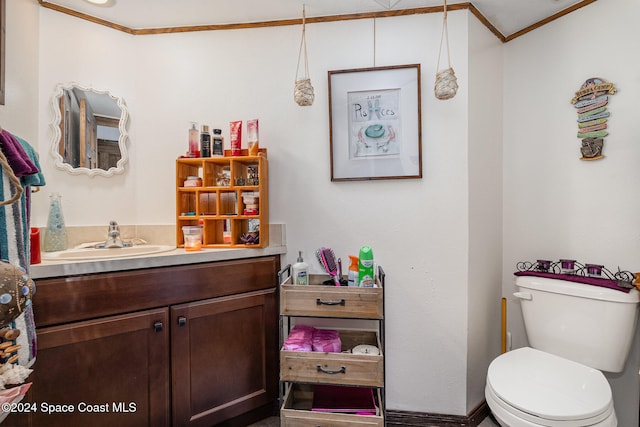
[50,82,129,177]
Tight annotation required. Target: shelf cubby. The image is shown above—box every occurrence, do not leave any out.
[176,149,268,248]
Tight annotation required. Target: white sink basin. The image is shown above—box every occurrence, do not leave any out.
[42,244,176,261]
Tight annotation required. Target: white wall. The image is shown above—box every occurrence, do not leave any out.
[0,0,39,143]
[467,12,503,414]
[503,0,640,424]
[20,4,491,416]
[35,13,139,227]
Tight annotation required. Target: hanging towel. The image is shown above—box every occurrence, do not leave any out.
[0,131,45,371]
[0,131,43,422]
[15,136,45,188]
[15,135,46,232]
[0,131,39,178]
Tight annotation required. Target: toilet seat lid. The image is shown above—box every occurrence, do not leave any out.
[487,347,612,422]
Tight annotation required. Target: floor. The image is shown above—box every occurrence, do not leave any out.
[247,415,500,426]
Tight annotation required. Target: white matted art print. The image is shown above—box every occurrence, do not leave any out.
[329,64,422,181]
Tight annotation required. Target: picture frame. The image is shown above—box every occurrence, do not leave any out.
[328,64,422,181]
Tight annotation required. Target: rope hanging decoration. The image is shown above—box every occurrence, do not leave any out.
[0,150,23,207]
[434,0,458,100]
[294,5,315,107]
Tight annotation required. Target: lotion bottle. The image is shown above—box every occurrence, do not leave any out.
[212,129,224,156]
[292,251,309,285]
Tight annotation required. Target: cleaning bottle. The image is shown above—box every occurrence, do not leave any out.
[292,251,309,285]
[358,246,374,287]
[348,255,359,287]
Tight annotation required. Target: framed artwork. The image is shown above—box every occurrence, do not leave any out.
[328,64,422,181]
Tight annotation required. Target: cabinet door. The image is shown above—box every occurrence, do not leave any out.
[6,308,170,427]
[171,288,278,427]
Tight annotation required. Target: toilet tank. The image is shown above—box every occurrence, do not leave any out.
[515,276,640,372]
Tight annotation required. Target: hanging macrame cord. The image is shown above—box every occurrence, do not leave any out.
[434,0,458,100]
[294,5,315,106]
[0,150,23,207]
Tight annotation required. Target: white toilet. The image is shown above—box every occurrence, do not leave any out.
[486,276,640,426]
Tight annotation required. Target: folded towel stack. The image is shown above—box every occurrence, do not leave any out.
[283,325,342,353]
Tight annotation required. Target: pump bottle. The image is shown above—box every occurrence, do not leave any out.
[292,251,309,285]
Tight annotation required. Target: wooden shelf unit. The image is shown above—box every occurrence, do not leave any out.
[175,149,268,248]
[278,267,386,426]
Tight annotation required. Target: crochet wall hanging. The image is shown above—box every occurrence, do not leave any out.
[294,5,314,107]
[571,78,616,160]
[434,0,458,100]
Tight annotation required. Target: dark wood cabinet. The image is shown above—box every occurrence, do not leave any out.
[11,308,170,427]
[6,256,280,427]
[171,289,278,426]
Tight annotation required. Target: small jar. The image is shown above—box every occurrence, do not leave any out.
[184,176,203,187]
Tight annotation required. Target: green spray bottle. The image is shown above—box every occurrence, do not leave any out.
[358,246,375,287]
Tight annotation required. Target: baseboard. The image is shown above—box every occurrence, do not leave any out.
[386,400,491,426]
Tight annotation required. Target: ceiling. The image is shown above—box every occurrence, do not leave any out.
[41,0,594,40]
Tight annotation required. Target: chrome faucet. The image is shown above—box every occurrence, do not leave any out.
[104,220,124,248]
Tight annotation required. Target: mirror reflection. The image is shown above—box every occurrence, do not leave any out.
[51,83,129,177]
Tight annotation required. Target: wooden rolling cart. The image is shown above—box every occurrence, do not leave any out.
[175,149,268,248]
[277,265,386,426]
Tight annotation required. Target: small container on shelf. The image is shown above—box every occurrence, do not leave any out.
[182,225,203,251]
[242,191,259,215]
[183,176,203,187]
[216,167,231,187]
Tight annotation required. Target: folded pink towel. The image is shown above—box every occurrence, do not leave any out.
[312,329,341,353]
[283,325,315,351]
[284,326,342,353]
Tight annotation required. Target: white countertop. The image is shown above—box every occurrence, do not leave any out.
[29,244,287,279]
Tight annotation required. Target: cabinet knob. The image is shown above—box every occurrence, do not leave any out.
[153,321,163,332]
[177,316,187,327]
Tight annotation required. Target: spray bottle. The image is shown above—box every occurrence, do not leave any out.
[292,251,309,285]
[358,246,375,287]
[188,122,199,157]
[348,255,359,287]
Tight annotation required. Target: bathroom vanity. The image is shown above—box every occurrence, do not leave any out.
[6,249,283,427]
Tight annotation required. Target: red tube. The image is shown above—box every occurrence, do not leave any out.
[30,228,41,264]
[230,120,242,156]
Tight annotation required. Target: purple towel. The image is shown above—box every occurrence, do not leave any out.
[514,271,631,293]
[0,130,39,177]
